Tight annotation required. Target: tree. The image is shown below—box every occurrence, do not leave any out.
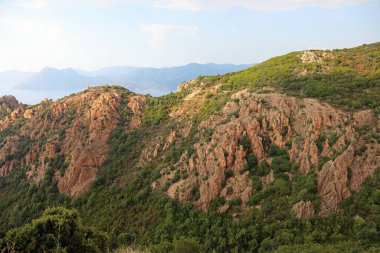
[247,153,258,169]
[0,207,108,253]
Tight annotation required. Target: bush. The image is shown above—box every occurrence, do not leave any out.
[254,160,269,176]
[229,198,242,206]
[204,128,214,142]
[247,153,258,169]
[318,157,331,170]
[173,238,201,253]
[240,135,251,149]
[271,156,291,173]
[354,145,368,156]
[0,207,108,252]
[225,170,234,179]
[268,144,287,157]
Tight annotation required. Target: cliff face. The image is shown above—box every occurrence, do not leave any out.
[151,89,379,215]
[0,86,147,196]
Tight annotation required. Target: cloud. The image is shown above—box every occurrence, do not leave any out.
[13,0,375,11]
[16,0,50,9]
[139,24,198,46]
[0,18,79,71]
[152,0,375,11]
[14,0,137,9]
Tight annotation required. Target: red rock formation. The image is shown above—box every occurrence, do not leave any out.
[0,96,25,131]
[154,90,379,215]
[1,85,379,217]
[0,95,20,111]
[260,170,274,189]
[292,201,315,219]
[318,147,354,216]
[0,87,147,196]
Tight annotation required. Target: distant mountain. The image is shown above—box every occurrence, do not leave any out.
[17,67,99,90]
[0,70,34,86]
[77,66,142,77]
[3,63,252,103]
[116,63,252,90]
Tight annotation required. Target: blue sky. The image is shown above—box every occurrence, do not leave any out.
[0,0,379,72]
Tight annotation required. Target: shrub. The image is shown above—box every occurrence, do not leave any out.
[240,135,251,149]
[204,128,214,142]
[247,153,258,169]
[171,171,180,183]
[267,144,287,157]
[271,156,291,173]
[173,238,201,253]
[285,140,292,150]
[354,145,367,156]
[0,207,108,252]
[225,170,234,179]
[318,157,331,170]
[229,198,242,206]
[257,160,270,176]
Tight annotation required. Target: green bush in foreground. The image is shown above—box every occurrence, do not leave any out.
[0,207,108,253]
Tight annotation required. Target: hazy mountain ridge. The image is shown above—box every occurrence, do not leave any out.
[1,63,252,98]
[0,70,34,86]
[17,67,97,90]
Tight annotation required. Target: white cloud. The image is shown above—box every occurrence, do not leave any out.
[0,18,79,71]
[13,0,375,11]
[16,0,50,9]
[14,0,138,9]
[139,24,198,46]
[152,0,375,11]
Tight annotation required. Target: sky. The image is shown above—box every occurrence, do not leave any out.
[0,0,379,73]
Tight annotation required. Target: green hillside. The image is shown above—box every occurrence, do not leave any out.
[0,43,379,253]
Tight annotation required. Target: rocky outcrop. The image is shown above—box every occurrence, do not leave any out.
[296,51,334,76]
[317,140,380,216]
[177,79,197,92]
[292,201,315,219]
[0,96,25,131]
[299,50,334,64]
[260,170,274,189]
[154,89,380,214]
[353,109,375,126]
[349,143,380,191]
[0,95,20,112]
[317,147,354,216]
[220,170,252,206]
[127,95,146,115]
[0,87,147,196]
[1,83,378,217]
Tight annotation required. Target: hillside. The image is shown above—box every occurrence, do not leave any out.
[0,43,379,252]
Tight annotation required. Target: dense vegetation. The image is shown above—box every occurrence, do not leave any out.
[0,207,108,252]
[190,43,380,118]
[0,43,379,252]
[1,119,379,252]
